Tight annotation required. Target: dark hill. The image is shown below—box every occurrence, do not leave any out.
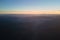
[0,14,60,40]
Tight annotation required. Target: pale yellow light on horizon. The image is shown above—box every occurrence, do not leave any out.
[0,10,60,14]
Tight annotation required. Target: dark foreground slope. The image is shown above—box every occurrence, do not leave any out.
[0,14,60,40]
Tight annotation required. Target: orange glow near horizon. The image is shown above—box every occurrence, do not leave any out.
[0,10,60,14]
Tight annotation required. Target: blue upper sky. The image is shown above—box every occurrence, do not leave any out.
[0,0,60,11]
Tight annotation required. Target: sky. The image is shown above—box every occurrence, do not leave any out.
[0,0,60,14]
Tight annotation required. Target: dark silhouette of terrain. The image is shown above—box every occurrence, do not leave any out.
[0,14,60,40]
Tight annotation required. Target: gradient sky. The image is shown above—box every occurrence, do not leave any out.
[0,0,60,14]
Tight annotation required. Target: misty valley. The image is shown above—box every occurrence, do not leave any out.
[0,14,60,40]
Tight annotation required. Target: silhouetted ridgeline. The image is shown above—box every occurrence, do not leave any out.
[0,14,60,40]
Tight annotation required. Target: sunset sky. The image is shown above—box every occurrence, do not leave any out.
[0,0,60,14]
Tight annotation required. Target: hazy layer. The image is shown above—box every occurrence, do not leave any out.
[0,10,60,14]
